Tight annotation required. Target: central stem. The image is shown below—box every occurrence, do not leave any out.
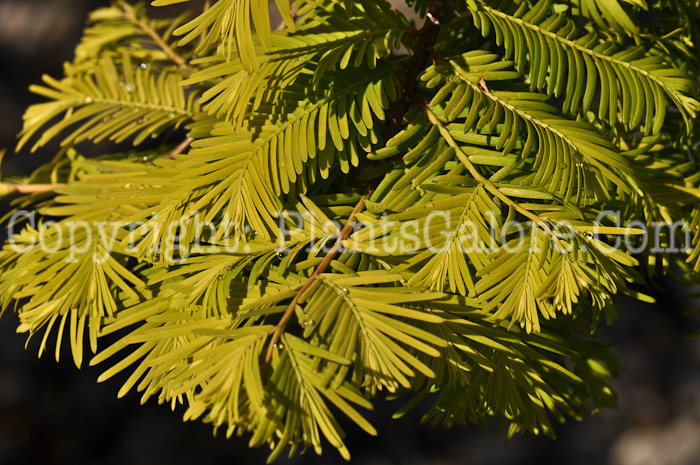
[261,0,451,376]
[387,0,451,137]
[262,192,370,367]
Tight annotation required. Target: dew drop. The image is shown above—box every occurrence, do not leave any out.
[84,97,93,103]
[140,63,147,69]
[142,156,149,162]
[341,287,349,294]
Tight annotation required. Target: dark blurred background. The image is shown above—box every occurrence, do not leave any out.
[2,1,700,464]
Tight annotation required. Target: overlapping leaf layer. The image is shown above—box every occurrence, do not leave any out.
[1,0,700,460]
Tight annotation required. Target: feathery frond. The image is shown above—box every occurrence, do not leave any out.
[468,0,700,132]
[18,54,199,152]
[2,0,700,460]
[184,0,409,125]
[152,0,296,70]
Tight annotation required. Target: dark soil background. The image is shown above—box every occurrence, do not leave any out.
[2,1,700,464]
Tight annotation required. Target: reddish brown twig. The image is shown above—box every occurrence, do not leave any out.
[275,6,300,31]
[262,192,370,369]
[165,137,194,159]
[1,183,64,195]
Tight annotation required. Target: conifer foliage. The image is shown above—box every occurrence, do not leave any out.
[2,0,700,460]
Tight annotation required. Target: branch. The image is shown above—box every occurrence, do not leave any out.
[387,0,451,137]
[275,6,299,31]
[261,0,446,375]
[165,137,194,159]
[262,192,370,368]
[1,183,64,195]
